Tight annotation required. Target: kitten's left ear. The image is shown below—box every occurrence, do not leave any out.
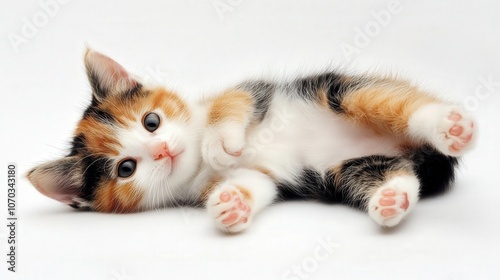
[84,48,140,102]
[27,156,87,208]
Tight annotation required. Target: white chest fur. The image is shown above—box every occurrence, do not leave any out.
[242,95,400,183]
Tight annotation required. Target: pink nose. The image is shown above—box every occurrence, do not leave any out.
[153,142,171,160]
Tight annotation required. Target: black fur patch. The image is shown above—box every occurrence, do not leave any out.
[68,203,80,209]
[293,72,355,113]
[86,69,107,100]
[276,169,335,202]
[277,158,397,206]
[69,134,86,156]
[82,106,115,124]
[67,134,113,202]
[120,83,145,100]
[276,150,458,211]
[238,81,275,122]
[407,145,458,197]
[79,155,112,201]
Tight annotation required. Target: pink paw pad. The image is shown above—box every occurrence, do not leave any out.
[222,212,238,224]
[448,113,462,121]
[381,208,396,217]
[378,189,410,217]
[223,145,243,157]
[216,190,251,226]
[220,192,231,202]
[447,111,474,154]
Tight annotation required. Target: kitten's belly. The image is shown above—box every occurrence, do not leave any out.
[242,97,400,180]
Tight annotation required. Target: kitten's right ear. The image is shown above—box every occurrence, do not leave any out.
[27,156,86,208]
[84,48,139,102]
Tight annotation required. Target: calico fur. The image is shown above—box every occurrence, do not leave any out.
[27,49,475,232]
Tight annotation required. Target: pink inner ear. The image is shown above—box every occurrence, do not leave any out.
[86,50,137,92]
[29,170,80,205]
[32,181,78,205]
[32,179,79,204]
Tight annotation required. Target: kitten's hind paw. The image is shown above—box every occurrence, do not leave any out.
[207,184,252,233]
[368,175,420,227]
[409,104,476,156]
[443,109,475,155]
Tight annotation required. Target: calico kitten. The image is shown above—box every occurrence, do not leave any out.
[27,49,476,233]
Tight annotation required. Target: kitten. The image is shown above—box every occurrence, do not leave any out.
[27,49,476,233]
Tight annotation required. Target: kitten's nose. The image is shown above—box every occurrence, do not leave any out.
[152,142,172,161]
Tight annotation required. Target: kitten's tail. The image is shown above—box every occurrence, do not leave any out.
[406,145,459,198]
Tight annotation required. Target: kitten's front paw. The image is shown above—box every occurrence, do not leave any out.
[202,126,245,170]
[206,184,252,233]
[368,175,420,227]
[409,104,476,156]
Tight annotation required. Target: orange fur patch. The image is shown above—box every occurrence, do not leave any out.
[76,118,120,156]
[148,88,190,121]
[207,90,253,126]
[199,176,254,203]
[253,166,276,180]
[317,89,329,108]
[100,87,190,126]
[341,81,440,136]
[93,181,143,213]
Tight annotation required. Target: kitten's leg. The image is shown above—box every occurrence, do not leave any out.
[202,168,277,233]
[202,90,254,170]
[332,155,420,227]
[300,74,476,156]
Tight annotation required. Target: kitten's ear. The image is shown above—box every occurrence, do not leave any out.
[84,48,139,102]
[27,156,86,207]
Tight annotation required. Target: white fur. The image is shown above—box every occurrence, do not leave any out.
[409,103,476,156]
[241,94,400,185]
[368,175,420,227]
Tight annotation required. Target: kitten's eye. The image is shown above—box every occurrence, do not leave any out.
[143,112,160,132]
[117,159,136,178]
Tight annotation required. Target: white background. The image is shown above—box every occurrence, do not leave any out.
[1,0,499,279]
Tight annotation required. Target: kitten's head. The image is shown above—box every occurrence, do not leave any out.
[27,49,201,212]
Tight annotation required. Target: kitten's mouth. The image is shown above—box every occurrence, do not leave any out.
[163,150,184,173]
